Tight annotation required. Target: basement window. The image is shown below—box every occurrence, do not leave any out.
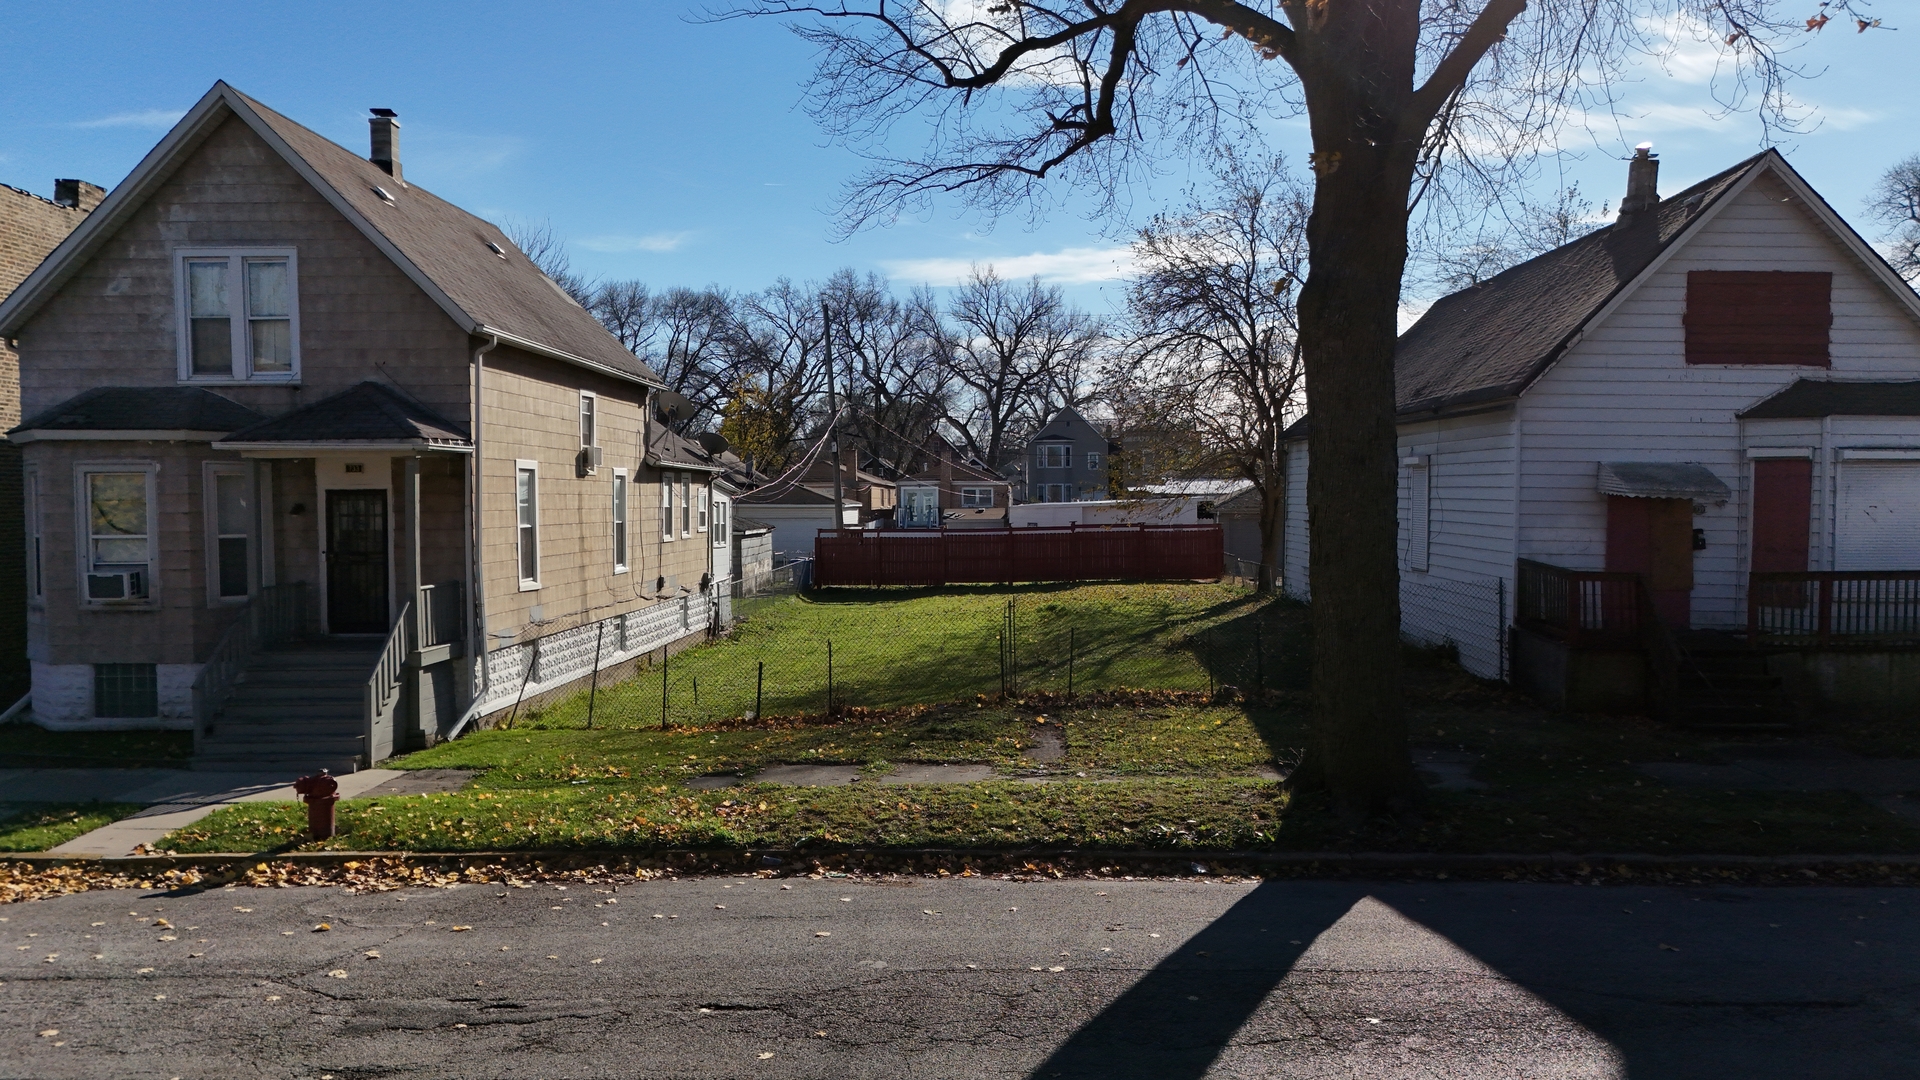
[94,663,158,719]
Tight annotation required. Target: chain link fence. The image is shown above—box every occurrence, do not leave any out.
[1399,572,1506,681]
[500,582,1308,730]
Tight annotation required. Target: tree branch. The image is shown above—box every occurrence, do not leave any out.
[1407,0,1529,125]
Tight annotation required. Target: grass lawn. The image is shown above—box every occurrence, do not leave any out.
[0,726,193,768]
[510,583,1287,729]
[154,584,1920,858]
[0,804,142,851]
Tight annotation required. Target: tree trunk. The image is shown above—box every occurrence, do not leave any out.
[1257,469,1285,595]
[1290,104,1422,819]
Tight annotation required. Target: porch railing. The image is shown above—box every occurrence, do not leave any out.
[1749,571,1920,646]
[191,582,313,749]
[365,600,412,764]
[1515,559,1645,647]
[416,580,465,652]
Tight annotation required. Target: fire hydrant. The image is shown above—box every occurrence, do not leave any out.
[293,771,340,841]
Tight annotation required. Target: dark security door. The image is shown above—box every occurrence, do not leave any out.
[326,490,390,634]
[1606,496,1695,628]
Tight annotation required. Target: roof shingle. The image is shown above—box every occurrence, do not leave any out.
[219,381,468,446]
[13,386,263,434]
[1738,379,1920,419]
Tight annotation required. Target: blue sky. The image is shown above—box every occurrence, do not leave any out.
[2,2,1914,315]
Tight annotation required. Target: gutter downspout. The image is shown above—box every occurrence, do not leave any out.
[447,333,500,740]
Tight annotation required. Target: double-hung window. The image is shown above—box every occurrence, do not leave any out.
[1086,452,1102,470]
[961,487,991,508]
[680,474,692,537]
[1037,444,1070,469]
[712,497,729,547]
[178,250,299,382]
[515,461,540,588]
[579,392,600,474]
[698,485,709,532]
[205,464,250,602]
[80,465,156,604]
[662,475,676,541]
[612,469,629,573]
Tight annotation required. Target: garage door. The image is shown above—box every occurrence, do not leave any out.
[1835,462,1920,570]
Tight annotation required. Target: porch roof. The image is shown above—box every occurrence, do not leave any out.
[12,386,264,437]
[216,381,470,450]
[1596,461,1731,501]
[1738,379,1920,419]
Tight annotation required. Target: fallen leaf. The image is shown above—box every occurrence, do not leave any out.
[157,936,177,942]
[90,922,104,927]
[188,953,204,959]
[839,897,851,903]
[313,924,331,933]
[547,955,559,959]
[152,919,172,928]
[364,950,381,959]
[758,1052,775,1060]
[233,907,252,913]
[1029,965,1043,971]
[136,967,154,974]
[153,994,166,1001]
[327,970,348,978]
[1659,943,1680,952]
[590,958,604,964]
[266,995,282,1001]
[1047,966,1066,972]
[716,905,726,910]
[453,1023,467,1029]
[38,1030,58,1038]
[500,946,511,952]
[1364,1017,1382,1024]
[450,926,472,932]
[815,931,831,938]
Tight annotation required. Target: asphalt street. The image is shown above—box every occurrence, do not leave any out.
[2,876,1915,1079]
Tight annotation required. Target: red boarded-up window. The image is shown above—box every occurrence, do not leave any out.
[1684,271,1831,366]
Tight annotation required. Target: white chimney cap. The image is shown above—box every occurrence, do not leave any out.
[1635,141,1654,151]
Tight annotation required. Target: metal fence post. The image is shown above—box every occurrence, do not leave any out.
[660,645,669,731]
[1205,629,1214,698]
[1255,622,1265,696]
[585,622,605,730]
[826,639,834,716]
[1067,627,1075,702]
[755,660,764,720]
[506,637,539,730]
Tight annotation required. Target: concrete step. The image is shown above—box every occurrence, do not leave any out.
[221,699,364,720]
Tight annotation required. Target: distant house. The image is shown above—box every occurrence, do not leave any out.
[0,177,104,706]
[733,483,859,560]
[895,435,1011,528]
[0,83,729,764]
[1281,148,1920,715]
[1021,407,1114,502]
[797,448,896,522]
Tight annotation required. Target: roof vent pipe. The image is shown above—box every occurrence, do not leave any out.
[368,108,402,184]
[1616,143,1659,223]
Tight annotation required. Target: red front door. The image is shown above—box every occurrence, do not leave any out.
[1606,496,1694,627]
[1751,458,1812,573]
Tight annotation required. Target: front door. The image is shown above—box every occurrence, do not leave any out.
[1606,495,1694,627]
[326,489,389,633]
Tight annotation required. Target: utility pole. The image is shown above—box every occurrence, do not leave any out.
[823,300,845,531]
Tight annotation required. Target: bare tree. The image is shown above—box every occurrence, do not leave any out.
[1868,154,1920,284]
[822,269,953,471]
[940,267,1105,471]
[1116,148,1308,594]
[733,278,838,470]
[1425,184,1602,291]
[720,0,1883,818]
[499,218,594,306]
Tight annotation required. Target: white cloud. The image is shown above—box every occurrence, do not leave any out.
[578,231,694,254]
[72,109,185,130]
[1398,300,1433,334]
[883,246,1137,286]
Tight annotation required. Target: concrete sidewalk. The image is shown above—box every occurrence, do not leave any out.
[6,768,406,857]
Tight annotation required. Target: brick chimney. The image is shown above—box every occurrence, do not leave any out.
[368,109,402,183]
[52,179,106,212]
[937,444,954,510]
[1616,143,1659,224]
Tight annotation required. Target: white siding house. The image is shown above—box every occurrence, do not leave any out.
[1282,148,1920,684]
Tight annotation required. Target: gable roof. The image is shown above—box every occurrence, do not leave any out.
[0,82,661,389]
[1030,406,1101,442]
[1395,154,1767,415]
[1739,379,1920,419]
[13,386,263,436]
[218,381,469,448]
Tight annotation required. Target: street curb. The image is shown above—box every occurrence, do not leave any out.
[8,848,1920,874]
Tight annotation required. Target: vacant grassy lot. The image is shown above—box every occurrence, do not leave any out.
[157,583,1920,858]
[511,582,1293,729]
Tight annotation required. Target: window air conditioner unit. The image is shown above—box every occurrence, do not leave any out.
[86,570,147,602]
[578,445,603,476]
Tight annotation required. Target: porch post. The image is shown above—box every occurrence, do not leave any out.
[404,455,423,746]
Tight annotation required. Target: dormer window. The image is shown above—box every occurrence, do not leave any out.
[177,249,300,382]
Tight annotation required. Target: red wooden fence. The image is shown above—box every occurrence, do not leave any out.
[813,525,1225,587]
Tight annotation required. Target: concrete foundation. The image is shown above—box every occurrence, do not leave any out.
[1766,649,1920,720]
[1511,625,1647,713]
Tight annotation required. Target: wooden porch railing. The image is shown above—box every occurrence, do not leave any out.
[416,580,465,652]
[1749,571,1920,646]
[191,583,313,749]
[1514,559,1645,647]
[365,600,412,764]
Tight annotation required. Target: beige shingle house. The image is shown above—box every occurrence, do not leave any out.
[0,82,735,768]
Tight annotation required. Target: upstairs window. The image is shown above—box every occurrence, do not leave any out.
[1037,444,1071,469]
[1086,452,1102,470]
[961,487,992,507]
[1684,271,1832,366]
[178,250,299,381]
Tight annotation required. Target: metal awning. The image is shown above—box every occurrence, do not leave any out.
[1596,461,1730,501]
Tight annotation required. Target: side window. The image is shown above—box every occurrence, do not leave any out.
[515,461,539,587]
[680,473,692,537]
[1086,452,1102,470]
[698,484,709,532]
[611,469,629,572]
[24,470,41,604]
[80,466,155,604]
[178,250,299,381]
[662,475,675,541]
[712,498,729,547]
[205,464,251,602]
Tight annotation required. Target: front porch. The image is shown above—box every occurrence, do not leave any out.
[1513,559,1920,722]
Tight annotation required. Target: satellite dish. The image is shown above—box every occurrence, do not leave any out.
[696,431,730,456]
[654,390,697,424]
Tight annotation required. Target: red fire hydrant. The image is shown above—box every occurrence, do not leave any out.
[293,771,340,841]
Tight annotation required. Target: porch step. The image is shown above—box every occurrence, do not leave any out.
[1666,634,1798,730]
[193,638,385,772]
